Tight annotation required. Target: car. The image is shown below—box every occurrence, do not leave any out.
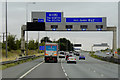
[79,55,85,60]
[69,51,73,54]
[67,57,77,64]
[74,52,77,55]
[66,54,72,60]
[65,52,69,55]
[73,51,77,55]
[59,51,65,58]
[69,51,74,56]
[106,52,111,55]
[96,51,101,53]
[76,52,80,56]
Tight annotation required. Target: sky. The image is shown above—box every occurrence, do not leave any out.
[0,1,119,51]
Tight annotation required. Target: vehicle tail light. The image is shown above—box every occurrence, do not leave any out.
[53,58,56,61]
[54,58,56,61]
[47,58,49,60]
[45,54,48,55]
[54,54,57,56]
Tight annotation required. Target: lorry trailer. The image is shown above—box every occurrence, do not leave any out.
[44,43,58,63]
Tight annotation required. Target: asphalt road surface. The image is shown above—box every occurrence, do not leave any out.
[61,52,118,78]
[2,52,118,80]
[24,61,66,79]
[2,58,44,78]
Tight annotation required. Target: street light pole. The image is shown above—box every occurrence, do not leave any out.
[26,3,28,56]
[5,0,8,58]
[38,32,39,53]
[3,32,5,43]
[26,2,36,55]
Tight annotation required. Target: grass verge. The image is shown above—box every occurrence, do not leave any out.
[90,53,104,61]
[0,56,44,70]
[89,52,119,64]
[1,49,44,62]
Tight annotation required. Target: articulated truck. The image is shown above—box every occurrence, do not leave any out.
[44,43,58,63]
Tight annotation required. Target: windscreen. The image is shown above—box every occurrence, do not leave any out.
[46,45,57,55]
[60,52,64,55]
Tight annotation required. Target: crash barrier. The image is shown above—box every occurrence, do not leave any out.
[1,55,44,65]
[92,54,120,64]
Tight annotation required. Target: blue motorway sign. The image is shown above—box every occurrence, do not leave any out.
[38,19,44,22]
[46,12,61,22]
[39,46,45,50]
[66,18,102,22]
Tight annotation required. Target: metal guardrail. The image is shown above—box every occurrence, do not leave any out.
[1,55,44,65]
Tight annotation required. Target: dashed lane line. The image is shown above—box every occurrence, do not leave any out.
[61,59,69,80]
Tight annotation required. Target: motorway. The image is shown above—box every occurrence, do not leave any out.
[2,52,118,80]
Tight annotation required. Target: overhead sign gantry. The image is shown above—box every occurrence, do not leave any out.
[21,11,117,55]
[27,11,107,31]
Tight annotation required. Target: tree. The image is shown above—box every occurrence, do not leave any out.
[2,34,22,50]
[57,38,74,51]
[2,42,6,49]
[7,35,16,50]
[28,40,36,50]
[40,41,45,46]
[35,40,38,49]
[41,37,52,43]
[117,48,120,55]
[15,39,21,50]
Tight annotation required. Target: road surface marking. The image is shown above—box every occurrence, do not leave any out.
[62,66,63,69]
[61,59,69,80]
[63,69,65,72]
[18,61,44,79]
[65,73,68,76]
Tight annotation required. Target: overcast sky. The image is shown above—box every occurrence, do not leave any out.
[1,1,119,51]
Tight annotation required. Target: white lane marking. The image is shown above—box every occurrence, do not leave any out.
[65,73,68,76]
[62,66,63,69]
[18,61,44,79]
[60,58,69,80]
[63,69,65,72]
